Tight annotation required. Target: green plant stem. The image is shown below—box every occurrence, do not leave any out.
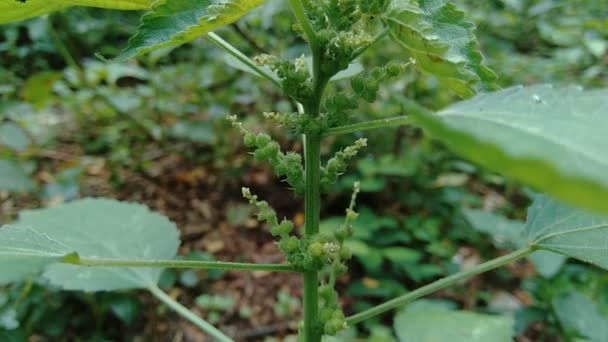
[207,32,281,88]
[64,257,299,272]
[303,133,322,342]
[345,247,534,325]
[288,0,319,55]
[148,286,234,342]
[322,116,412,137]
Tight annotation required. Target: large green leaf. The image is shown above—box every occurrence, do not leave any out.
[0,225,71,285]
[0,159,34,192]
[464,209,566,278]
[383,0,497,97]
[394,309,513,342]
[0,0,151,24]
[526,194,608,270]
[11,198,180,291]
[117,0,267,61]
[410,85,608,214]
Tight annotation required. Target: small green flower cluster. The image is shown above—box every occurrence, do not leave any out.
[351,60,412,102]
[323,93,359,128]
[263,112,301,132]
[320,138,367,191]
[229,116,305,194]
[243,188,350,273]
[317,182,361,336]
[301,0,375,77]
[255,54,313,103]
[241,187,298,250]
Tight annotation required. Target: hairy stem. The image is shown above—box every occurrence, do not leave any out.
[323,116,412,137]
[345,247,534,325]
[148,286,234,342]
[207,32,280,88]
[63,256,299,272]
[303,134,322,342]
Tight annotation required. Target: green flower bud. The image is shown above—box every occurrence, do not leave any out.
[334,263,348,276]
[386,60,403,77]
[278,219,294,235]
[255,133,271,147]
[243,132,257,147]
[308,242,324,257]
[279,236,300,253]
[319,307,334,323]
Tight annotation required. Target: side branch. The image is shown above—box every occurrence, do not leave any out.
[207,32,281,88]
[149,286,234,342]
[64,256,300,273]
[322,116,412,137]
[345,247,534,325]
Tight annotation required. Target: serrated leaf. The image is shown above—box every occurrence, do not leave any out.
[464,209,566,278]
[393,310,513,342]
[14,198,180,291]
[383,0,497,97]
[0,225,71,285]
[410,85,608,214]
[0,159,34,192]
[117,0,267,61]
[526,194,608,270]
[0,0,151,24]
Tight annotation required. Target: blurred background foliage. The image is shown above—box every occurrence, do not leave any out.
[0,0,607,340]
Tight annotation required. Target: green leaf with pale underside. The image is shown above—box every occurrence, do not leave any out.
[394,309,513,342]
[117,0,267,61]
[383,0,497,97]
[0,0,151,24]
[411,85,608,214]
[7,198,180,291]
[0,225,71,285]
[464,209,566,278]
[526,194,608,270]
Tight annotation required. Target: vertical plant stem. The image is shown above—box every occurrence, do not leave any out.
[148,286,234,342]
[303,134,322,342]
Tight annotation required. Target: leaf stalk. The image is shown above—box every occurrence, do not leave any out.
[345,247,534,325]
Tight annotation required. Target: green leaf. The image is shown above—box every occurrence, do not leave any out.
[14,198,180,291]
[20,71,62,109]
[463,209,524,249]
[526,194,608,270]
[0,225,71,285]
[552,291,608,342]
[0,0,151,24]
[117,0,267,61]
[0,123,30,152]
[464,209,566,278]
[0,159,34,192]
[383,0,497,97]
[411,85,608,214]
[393,310,513,342]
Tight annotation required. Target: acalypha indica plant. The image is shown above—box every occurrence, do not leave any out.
[1,0,608,341]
